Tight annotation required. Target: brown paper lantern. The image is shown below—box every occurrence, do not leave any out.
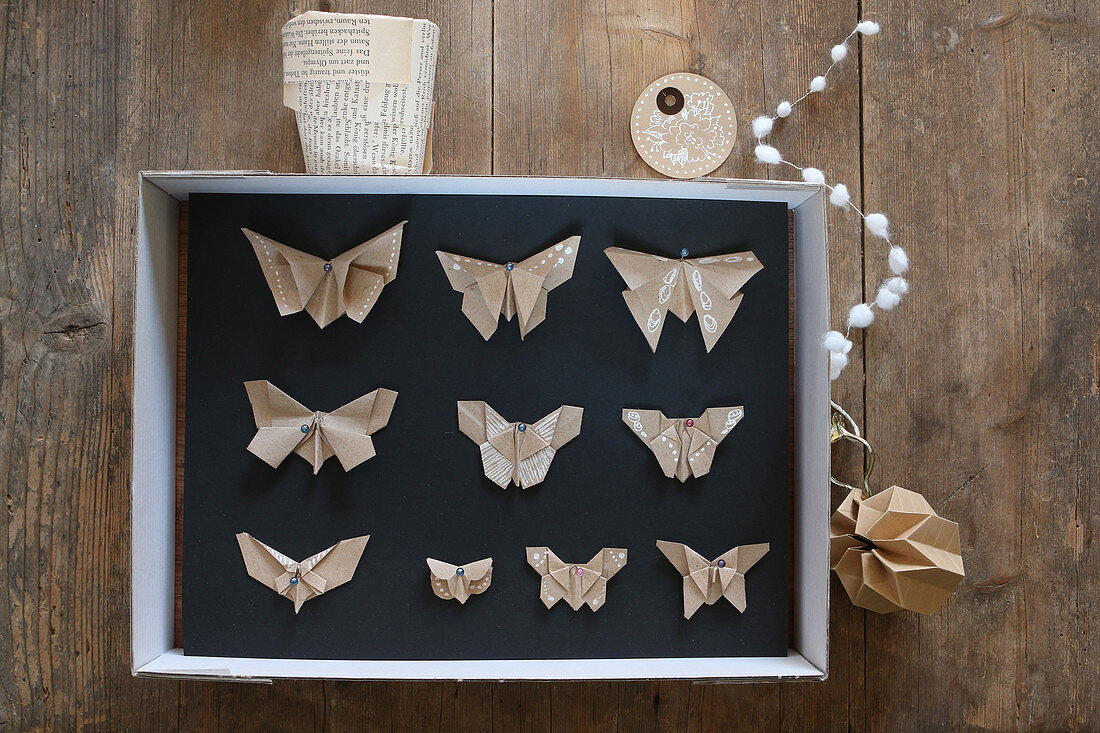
[830,486,964,614]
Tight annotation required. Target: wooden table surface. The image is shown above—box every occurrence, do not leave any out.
[2,0,1096,730]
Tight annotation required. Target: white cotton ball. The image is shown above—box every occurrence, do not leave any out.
[848,303,875,328]
[829,183,850,207]
[809,75,827,93]
[776,101,792,117]
[829,351,849,380]
[831,44,848,62]
[875,284,902,310]
[888,246,909,274]
[857,20,881,35]
[823,330,852,354]
[802,167,826,184]
[865,212,890,237]
[752,115,774,139]
[885,276,909,295]
[754,144,783,165]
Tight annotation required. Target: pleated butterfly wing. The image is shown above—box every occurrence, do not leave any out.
[457,401,583,489]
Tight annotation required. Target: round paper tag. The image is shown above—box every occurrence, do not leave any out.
[630,73,736,179]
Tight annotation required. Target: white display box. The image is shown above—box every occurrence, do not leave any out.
[132,172,831,682]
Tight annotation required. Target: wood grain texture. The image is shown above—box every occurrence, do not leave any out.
[0,0,1095,730]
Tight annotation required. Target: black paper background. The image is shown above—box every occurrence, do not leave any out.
[182,192,790,660]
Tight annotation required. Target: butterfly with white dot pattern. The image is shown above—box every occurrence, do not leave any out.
[243,221,405,328]
[426,557,493,604]
[436,236,580,340]
[526,547,628,612]
[623,407,744,481]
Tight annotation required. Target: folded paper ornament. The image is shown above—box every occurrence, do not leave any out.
[656,540,769,619]
[830,486,964,614]
[457,401,583,489]
[623,407,744,481]
[245,381,398,474]
[526,547,627,612]
[426,557,493,603]
[243,221,405,328]
[604,247,763,352]
[436,236,581,340]
[236,532,369,613]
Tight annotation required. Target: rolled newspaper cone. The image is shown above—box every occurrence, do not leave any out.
[281,11,439,174]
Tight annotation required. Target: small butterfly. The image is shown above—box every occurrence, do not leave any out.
[426,557,493,603]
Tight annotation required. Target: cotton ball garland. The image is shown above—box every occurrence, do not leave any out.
[802,167,826,184]
[829,351,849,380]
[829,183,850,207]
[752,116,774,139]
[848,303,875,328]
[885,276,909,295]
[888,246,909,274]
[823,330,853,354]
[754,144,783,165]
[865,212,890,237]
[875,284,902,310]
[747,19,906,383]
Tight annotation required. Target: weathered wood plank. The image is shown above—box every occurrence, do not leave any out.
[0,0,182,729]
[858,0,1098,729]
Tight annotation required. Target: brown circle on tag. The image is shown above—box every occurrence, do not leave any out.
[630,73,737,179]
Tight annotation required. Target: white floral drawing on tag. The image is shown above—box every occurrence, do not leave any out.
[641,92,730,169]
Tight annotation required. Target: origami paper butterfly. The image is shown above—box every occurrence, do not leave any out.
[526,547,628,612]
[622,407,744,481]
[604,247,763,352]
[243,221,405,328]
[244,380,398,474]
[457,401,583,489]
[656,540,770,619]
[426,557,493,603]
[436,236,581,339]
[236,532,370,613]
